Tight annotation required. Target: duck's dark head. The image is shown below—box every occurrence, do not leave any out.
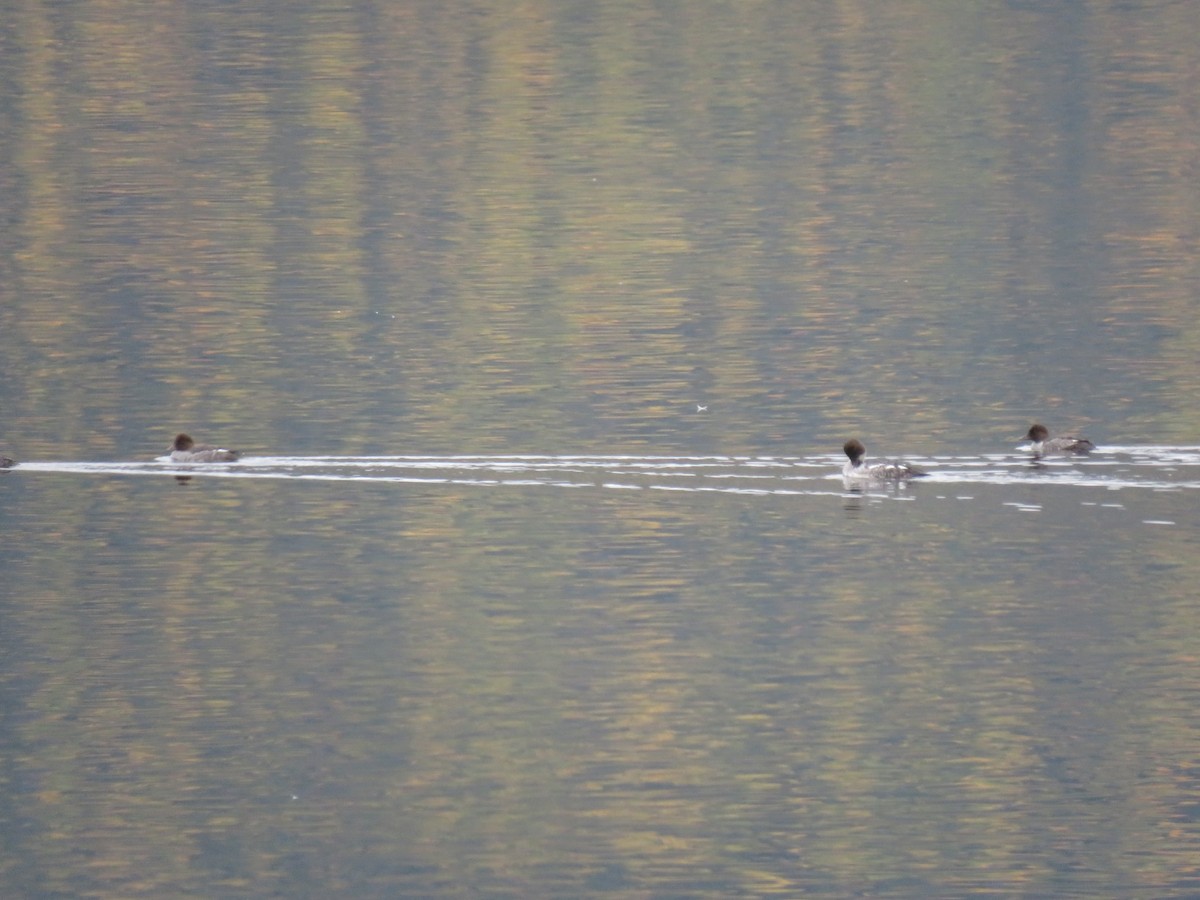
[843,439,866,462]
[173,434,195,452]
[1024,424,1049,442]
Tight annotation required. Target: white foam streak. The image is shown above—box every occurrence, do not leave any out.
[8,448,1200,495]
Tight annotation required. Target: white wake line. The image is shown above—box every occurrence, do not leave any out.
[15,460,825,478]
[924,472,1200,490]
[8,462,848,496]
[16,446,1200,469]
[239,456,823,471]
[10,455,1200,492]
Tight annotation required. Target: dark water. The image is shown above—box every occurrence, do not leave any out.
[3,1,1200,897]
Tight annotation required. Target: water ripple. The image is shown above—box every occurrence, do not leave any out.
[9,447,1200,495]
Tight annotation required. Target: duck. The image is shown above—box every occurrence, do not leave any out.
[1020,424,1094,457]
[0,456,15,468]
[169,433,239,463]
[842,439,927,481]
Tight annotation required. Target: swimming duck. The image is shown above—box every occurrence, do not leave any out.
[169,433,239,463]
[1021,424,1095,457]
[842,439,927,481]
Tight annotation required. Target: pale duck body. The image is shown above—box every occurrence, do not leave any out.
[1021,424,1094,457]
[169,433,239,463]
[842,439,927,481]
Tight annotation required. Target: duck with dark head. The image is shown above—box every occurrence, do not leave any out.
[169,433,239,463]
[841,439,927,481]
[1021,424,1095,458]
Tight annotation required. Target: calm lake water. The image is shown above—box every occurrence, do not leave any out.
[3,1,1200,897]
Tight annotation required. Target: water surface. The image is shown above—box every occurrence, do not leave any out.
[3,0,1200,896]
